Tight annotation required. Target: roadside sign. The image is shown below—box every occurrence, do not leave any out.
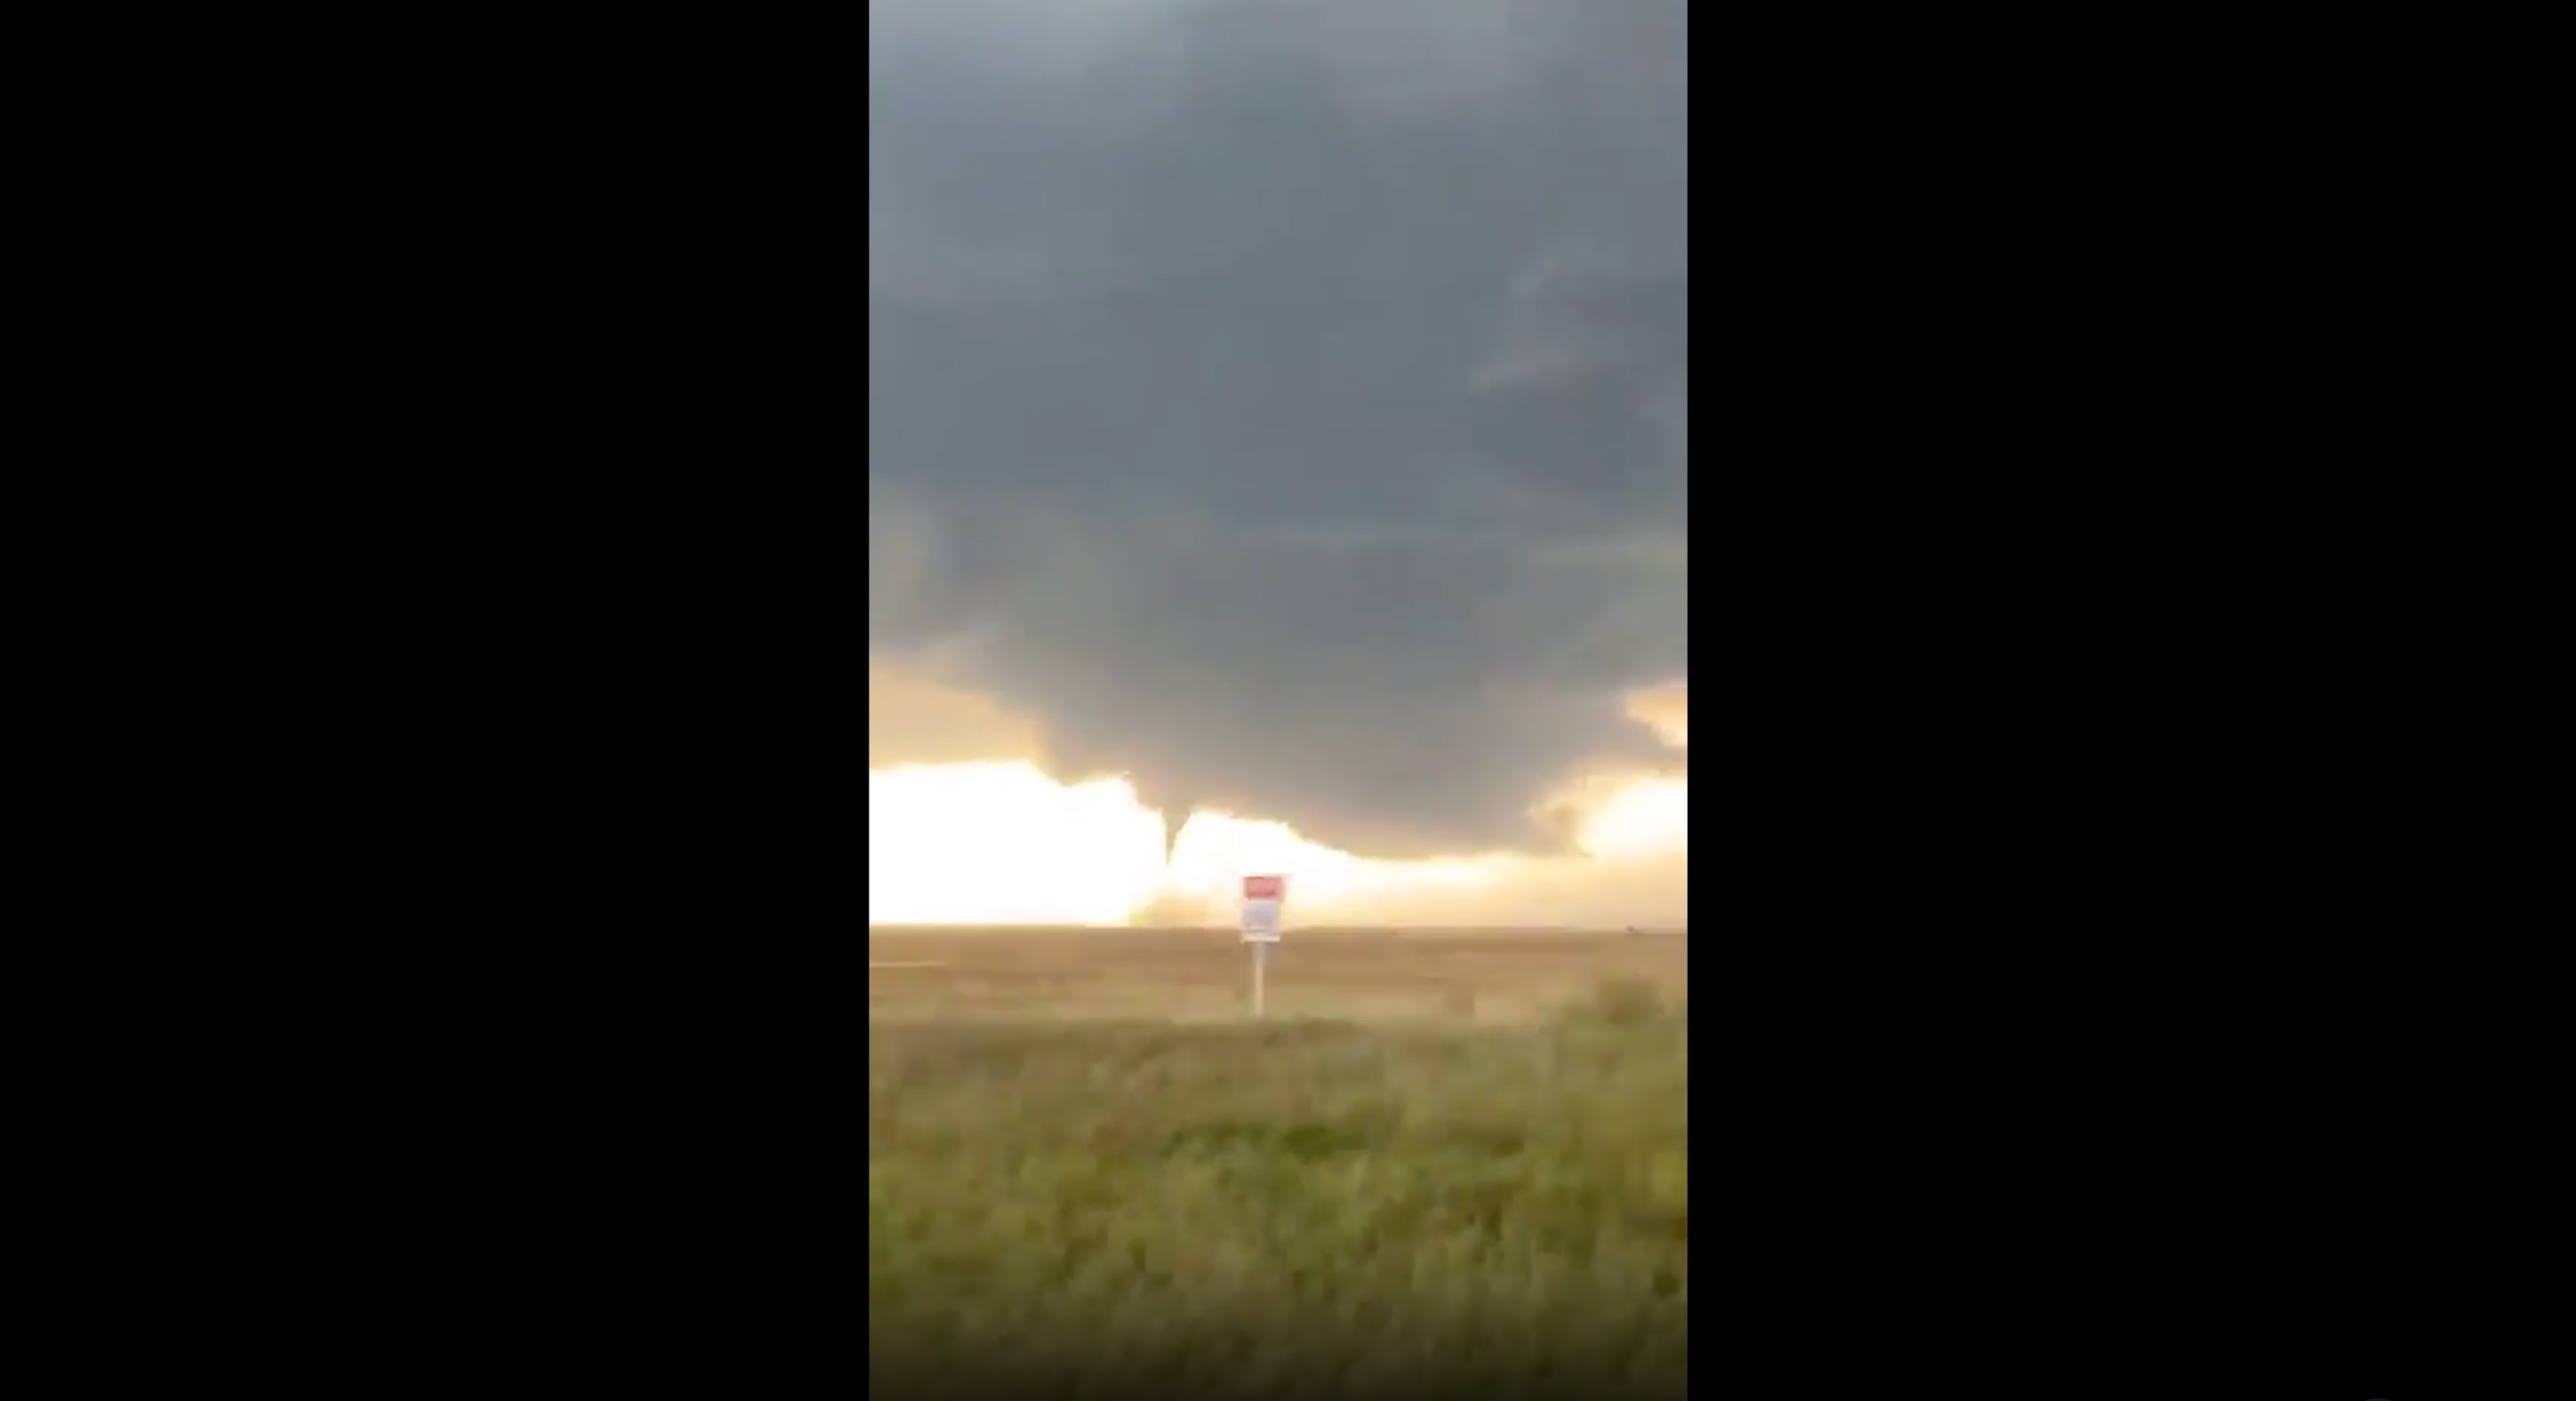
[1239,874,1287,1017]
[1239,874,1285,943]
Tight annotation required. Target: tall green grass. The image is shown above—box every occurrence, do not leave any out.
[870,991,1688,1399]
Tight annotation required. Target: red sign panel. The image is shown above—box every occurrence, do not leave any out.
[1242,875,1286,902]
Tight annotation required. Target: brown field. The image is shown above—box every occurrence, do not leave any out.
[867,924,1688,1023]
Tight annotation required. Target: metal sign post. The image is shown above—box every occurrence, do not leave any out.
[1239,874,1285,1019]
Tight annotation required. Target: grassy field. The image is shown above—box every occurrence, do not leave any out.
[869,928,1689,1400]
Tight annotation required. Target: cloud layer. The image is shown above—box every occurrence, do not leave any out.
[870,0,1688,858]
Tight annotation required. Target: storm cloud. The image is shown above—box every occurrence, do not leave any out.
[869,0,1689,859]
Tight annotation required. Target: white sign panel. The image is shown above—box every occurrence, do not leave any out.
[1239,874,1286,943]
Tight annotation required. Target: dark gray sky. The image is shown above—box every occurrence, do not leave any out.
[870,0,1688,859]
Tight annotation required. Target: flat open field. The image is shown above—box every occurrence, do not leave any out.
[869,925,1688,1024]
[869,927,1689,1399]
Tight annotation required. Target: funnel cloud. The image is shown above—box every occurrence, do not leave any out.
[870,0,1688,858]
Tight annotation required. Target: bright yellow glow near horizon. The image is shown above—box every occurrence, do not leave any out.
[864,759,1687,927]
[1573,775,1688,860]
[867,763,1169,925]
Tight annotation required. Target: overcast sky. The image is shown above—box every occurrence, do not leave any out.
[870,0,1688,860]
